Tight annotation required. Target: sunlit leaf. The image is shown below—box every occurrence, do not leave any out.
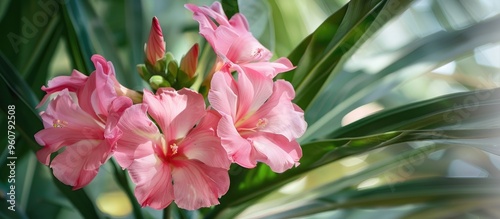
[268,177,500,218]
[302,14,500,141]
[280,0,412,110]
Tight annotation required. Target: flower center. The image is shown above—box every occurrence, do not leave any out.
[155,136,182,163]
[237,118,268,136]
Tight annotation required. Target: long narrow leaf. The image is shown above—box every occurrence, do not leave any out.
[61,1,93,73]
[221,0,239,18]
[226,144,447,219]
[302,14,500,141]
[271,177,500,218]
[331,87,500,138]
[280,0,412,110]
[0,52,41,152]
[52,177,103,219]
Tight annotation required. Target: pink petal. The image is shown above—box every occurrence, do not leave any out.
[35,90,105,165]
[185,2,230,28]
[208,72,238,118]
[128,154,175,209]
[75,69,99,120]
[44,90,105,129]
[39,110,55,129]
[228,14,250,32]
[207,1,226,20]
[171,160,229,210]
[217,114,256,168]
[107,96,133,117]
[35,128,102,165]
[38,70,88,108]
[91,55,115,77]
[50,139,112,190]
[115,104,159,169]
[78,57,120,121]
[181,110,230,169]
[234,71,273,121]
[240,57,295,78]
[225,32,272,64]
[249,132,302,173]
[211,25,240,60]
[104,96,132,148]
[143,88,206,141]
[254,80,307,140]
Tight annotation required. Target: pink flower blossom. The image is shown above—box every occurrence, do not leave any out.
[185,2,294,78]
[145,16,166,66]
[115,88,230,210]
[208,71,307,173]
[35,56,133,189]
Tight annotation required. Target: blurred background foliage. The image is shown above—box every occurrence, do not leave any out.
[1,0,500,218]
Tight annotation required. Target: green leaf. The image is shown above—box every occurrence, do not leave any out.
[400,197,500,219]
[63,0,143,89]
[331,88,500,138]
[19,155,65,219]
[239,0,274,52]
[17,4,62,79]
[0,0,62,78]
[221,0,239,18]
[267,0,309,57]
[24,24,63,97]
[232,143,447,218]
[279,0,412,110]
[301,14,500,141]
[0,52,41,152]
[125,0,145,80]
[52,176,103,219]
[61,1,93,73]
[270,177,500,218]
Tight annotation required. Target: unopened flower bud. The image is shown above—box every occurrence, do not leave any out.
[145,17,166,66]
[149,75,171,90]
[179,43,199,79]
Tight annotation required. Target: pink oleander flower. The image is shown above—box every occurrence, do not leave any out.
[115,88,230,210]
[34,56,133,189]
[185,2,294,78]
[145,16,166,66]
[208,71,307,173]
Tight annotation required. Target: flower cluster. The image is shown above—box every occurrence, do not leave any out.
[34,2,306,210]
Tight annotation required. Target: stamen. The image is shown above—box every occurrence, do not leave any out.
[170,143,178,155]
[256,118,268,129]
[252,48,264,59]
[53,119,68,128]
